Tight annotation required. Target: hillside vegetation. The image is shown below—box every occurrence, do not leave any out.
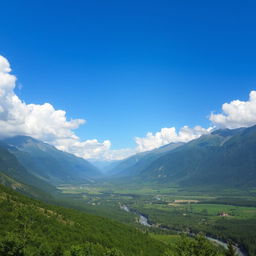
[0,184,167,256]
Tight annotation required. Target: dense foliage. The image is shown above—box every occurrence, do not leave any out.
[0,184,166,256]
[162,234,225,256]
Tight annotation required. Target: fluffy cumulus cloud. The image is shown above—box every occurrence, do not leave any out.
[135,126,212,152]
[210,91,256,129]
[136,91,256,153]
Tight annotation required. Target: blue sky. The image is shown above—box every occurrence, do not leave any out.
[1,0,256,159]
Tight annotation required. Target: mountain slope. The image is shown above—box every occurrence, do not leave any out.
[135,126,256,187]
[0,143,56,197]
[2,136,100,185]
[107,142,183,177]
[0,183,166,256]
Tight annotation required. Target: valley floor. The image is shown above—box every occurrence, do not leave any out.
[57,182,256,256]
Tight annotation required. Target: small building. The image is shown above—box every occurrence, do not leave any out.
[219,212,230,217]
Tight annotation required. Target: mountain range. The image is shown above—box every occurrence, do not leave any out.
[1,125,256,196]
[106,125,256,188]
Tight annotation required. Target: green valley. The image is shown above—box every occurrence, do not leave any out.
[2,127,256,255]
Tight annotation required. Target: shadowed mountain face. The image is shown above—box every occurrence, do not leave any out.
[106,142,184,177]
[2,136,101,185]
[0,143,57,197]
[108,126,256,188]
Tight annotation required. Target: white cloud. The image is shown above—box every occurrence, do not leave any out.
[135,126,212,152]
[210,91,256,129]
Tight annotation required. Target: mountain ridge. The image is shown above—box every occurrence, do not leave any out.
[1,136,101,185]
[106,125,256,188]
[105,142,184,178]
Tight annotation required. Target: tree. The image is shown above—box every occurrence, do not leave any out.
[225,241,237,256]
[163,234,224,256]
[104,248,124,256]
[0,233,25,256]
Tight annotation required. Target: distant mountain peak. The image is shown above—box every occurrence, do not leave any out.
[3,135,41,146]
[211,127,246,137]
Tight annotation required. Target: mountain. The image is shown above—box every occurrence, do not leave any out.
[0,143,56,197]
[107,142,183,177]
[129,125,256,187]
[0,183,166,256]
[2,136,101,185]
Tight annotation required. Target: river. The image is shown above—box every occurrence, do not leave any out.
[120,204,247,256]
